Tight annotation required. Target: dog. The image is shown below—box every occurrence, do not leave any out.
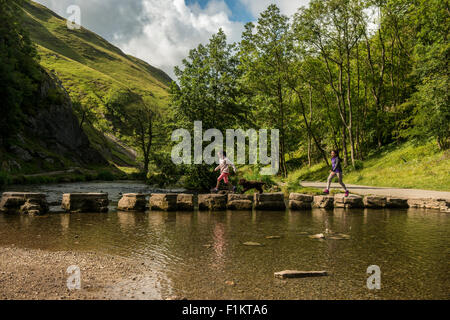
[238,179,266,194]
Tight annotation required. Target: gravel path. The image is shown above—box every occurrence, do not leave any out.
[301,181,450,199]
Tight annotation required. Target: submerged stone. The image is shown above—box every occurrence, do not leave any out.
[274,270,328,279]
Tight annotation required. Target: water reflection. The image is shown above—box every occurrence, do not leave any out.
[0,194,448,299]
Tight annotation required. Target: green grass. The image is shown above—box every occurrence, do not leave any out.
[19,1,172,172]
[280,141,450,192]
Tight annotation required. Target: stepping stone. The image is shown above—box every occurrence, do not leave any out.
[117,193,147,211]
[198,194,227,211]
[312,195,334,209]
[177,194,195,211]
[62,193,108,213]
[149,193,177,211]
[0,192,49,215]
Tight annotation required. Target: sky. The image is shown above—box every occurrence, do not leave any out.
[34,0,310,79]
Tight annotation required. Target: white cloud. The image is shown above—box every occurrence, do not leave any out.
[239,0,310,18]
[120,0,245,79]
[33,0,311,80]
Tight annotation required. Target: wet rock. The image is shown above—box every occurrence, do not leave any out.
[274,270,328,279]
[289,193,313,210]
[117,193,147,212]
[227,194,253,210]
[149,193,177,211]
[198,194,227,211]
[177,194,194,211]
[254,193,286,210]
[386,197,409,208]
[308,233,325,239]
[0,192,49,215]
[61,193,108,213]
[265,235,281,239]
[312,195,334,209]
[243,241,263,246]
[334,194,363,208]
[363,195,387,208]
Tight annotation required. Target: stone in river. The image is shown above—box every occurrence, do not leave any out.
[243,241,263,246]
[274,270,328,279]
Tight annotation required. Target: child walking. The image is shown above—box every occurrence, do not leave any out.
[323,150,349,197]
[212,151,237,193]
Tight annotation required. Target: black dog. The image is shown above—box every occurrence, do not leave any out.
[238,179,266,194]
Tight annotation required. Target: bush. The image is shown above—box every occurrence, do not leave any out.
[96,170,115,181]
[0,171,11,187]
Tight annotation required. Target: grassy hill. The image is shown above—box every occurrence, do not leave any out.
[20,1,173,171]
[282,141,450,192]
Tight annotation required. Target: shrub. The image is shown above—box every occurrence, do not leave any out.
[96,170,115,181]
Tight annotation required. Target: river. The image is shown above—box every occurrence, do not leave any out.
[0,181,448,299]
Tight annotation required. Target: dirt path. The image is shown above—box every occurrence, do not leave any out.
[301,181,450,200]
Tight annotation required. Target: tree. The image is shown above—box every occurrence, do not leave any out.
[293,0,366,166]
[238,4,293,177]
[171,29,247,189]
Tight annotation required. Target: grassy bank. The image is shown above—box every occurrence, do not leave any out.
[236,141,450,194]
[281,141,450,192]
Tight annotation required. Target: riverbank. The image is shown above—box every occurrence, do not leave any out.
[0,245,174,300]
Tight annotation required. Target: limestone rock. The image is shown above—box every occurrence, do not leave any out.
[227,194,253,210]
[0,192,49,215]
[363,195,387,208]
[386,197,409,208]
[198,194,227,211]
[254,193,286,210]
[312,195,334,209]
[288,193,313,210]
[117,193,147,211]
[334,193,363,208]
[149,193,178,211]
[62,193,108,213]
[177,194,195,211]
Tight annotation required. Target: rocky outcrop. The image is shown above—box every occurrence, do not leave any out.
[227,194,253,210]
[312,195,334,209]
[62,193,109,213]
[254,193,286,210]
[149,193,178,211]
[177,194,194,211]
[117,193,147,211]
[198,194,227,211]
[0,192,49,215]
[363,195,387,208]
[334,194,363,208]
[289,193,313,210]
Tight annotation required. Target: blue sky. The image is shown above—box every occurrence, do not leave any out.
[34,0,310,78]
[185,0,254,22]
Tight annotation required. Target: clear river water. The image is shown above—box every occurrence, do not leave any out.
[0,181,449,299]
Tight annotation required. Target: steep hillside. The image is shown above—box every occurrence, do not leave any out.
[20,1,173,169]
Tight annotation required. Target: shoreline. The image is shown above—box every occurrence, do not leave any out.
[0,245,175,300]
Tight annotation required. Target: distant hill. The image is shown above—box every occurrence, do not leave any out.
[20,0,173,169]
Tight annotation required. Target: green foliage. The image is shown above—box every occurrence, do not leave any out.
[0,0,41,147]
[96,170,115,181]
